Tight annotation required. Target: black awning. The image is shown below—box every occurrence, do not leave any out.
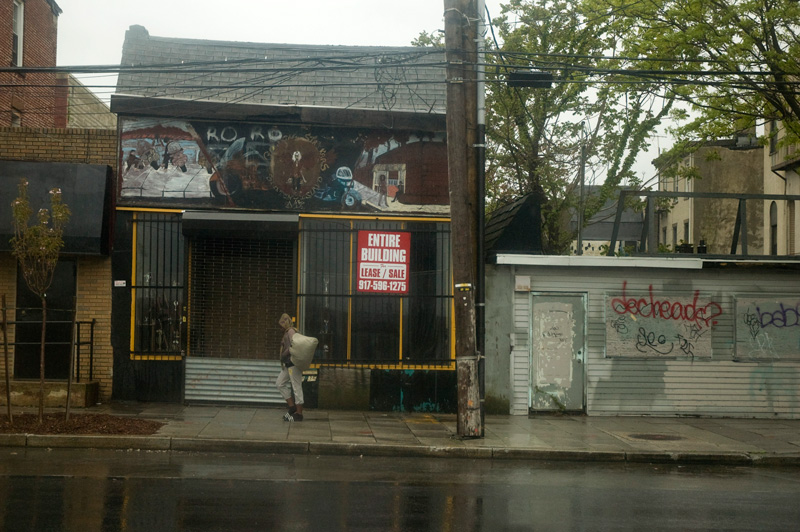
[0,161,113,255]
[181,211,299,240]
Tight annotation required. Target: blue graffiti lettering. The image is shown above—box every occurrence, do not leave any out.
[757,302,800,329]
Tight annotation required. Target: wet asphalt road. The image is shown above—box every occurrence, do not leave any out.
[0,448,798,531]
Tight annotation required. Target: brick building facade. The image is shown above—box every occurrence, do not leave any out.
[0,126,116,402]
[0,0,62,128]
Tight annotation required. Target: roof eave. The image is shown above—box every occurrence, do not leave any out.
[110,94,447,132]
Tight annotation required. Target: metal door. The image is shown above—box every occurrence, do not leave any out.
[530,293,585,412]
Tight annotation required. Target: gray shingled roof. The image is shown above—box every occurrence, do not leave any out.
[116,25,446,115]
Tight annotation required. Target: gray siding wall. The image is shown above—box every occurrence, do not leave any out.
[486,262,800,418]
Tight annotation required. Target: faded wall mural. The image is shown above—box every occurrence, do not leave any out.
[735,296,800,360]
[605,281,719,358]
[119,117,449,214]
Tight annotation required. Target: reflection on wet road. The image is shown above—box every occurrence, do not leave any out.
[1,448,799,531]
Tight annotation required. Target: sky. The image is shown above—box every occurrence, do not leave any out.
[56,0,504,69]
[54,0,663,182]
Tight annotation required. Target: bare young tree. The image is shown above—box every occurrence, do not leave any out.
[10,180,70,423]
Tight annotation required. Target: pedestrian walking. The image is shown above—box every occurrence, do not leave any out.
[276,313,304,421]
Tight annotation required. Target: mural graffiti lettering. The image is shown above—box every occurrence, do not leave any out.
[605,282,717,358]
[119,117,450,214]
[735,297,800,360]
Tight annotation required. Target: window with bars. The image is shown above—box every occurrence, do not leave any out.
[131,212,185,359]
[299,217,452,367]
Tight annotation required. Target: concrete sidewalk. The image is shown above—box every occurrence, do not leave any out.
[2,403,800,466]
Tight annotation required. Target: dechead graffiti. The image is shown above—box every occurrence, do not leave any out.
[605,281,721,358]
[734,297,800,360]
[118,117,449,214]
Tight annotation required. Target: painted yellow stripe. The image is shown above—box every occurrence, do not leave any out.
[130,354,183,361]
[346,219,353,362]
[129,212,138,353]
[186,242,192,357]
[311,363,456,371]
[117,207,183,213]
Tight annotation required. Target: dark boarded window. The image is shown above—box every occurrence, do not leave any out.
[299,217,452,367]
[131,212,185,359]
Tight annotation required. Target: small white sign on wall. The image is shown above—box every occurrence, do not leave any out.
[515,275,530,291]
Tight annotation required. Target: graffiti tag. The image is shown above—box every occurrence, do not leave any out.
[636,327,674,355]
[611,281,722,330]
[755,302,800,329]
[610,315,629,334]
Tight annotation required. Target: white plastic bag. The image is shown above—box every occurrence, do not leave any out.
[289,333,318,371]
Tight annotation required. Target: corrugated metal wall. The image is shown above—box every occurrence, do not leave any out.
[501,263,800,418]
[185,358,284,404]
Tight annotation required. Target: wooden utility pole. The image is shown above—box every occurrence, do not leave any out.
[444,0,481,437]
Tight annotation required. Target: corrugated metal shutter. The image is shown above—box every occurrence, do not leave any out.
[185,358,284,404]
[506,265,800,418]
[511,290,531,414]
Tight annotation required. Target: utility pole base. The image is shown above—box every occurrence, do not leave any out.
[457,355,482,438]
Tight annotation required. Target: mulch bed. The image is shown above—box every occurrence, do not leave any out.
[0,413,164,435]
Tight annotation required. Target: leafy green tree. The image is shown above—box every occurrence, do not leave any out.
[10,180,70,423]
[588,0,800,148]
[484,0,674,253]
[416,1,672,253]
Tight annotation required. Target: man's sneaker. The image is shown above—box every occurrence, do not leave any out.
[283,412,294,422]
[288,405,297,415]
[292,413,303,422]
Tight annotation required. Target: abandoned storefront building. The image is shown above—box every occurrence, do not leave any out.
[110,26,455,410]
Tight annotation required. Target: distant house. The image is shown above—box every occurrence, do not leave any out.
[765,119,800,255]
[56,74,117,129]
[570,186,644,255]
[655,136,764,254]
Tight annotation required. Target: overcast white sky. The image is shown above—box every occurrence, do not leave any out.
[56,1,504,66]
[54,0,663,180]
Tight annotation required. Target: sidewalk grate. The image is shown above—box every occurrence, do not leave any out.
[628,433,685,441]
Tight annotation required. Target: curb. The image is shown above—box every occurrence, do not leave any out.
[170,438,307,454]
[1,435,799,467]
[26,434,171,450]
[0,434,26,447]
[492,448,627,462]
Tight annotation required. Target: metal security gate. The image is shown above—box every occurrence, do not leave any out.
[185,236,295,403]
[185,358,284,403]
[530,293,586,412]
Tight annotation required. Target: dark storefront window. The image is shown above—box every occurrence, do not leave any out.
[131,212,185,359]
[299,217,452,367]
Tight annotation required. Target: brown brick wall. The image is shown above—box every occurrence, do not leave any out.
[0,127,118,164]
[75,257,113,401]
[0,0,61,128]
[1,125,117,402]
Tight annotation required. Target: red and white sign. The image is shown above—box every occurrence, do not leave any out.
[357,230,410,294]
